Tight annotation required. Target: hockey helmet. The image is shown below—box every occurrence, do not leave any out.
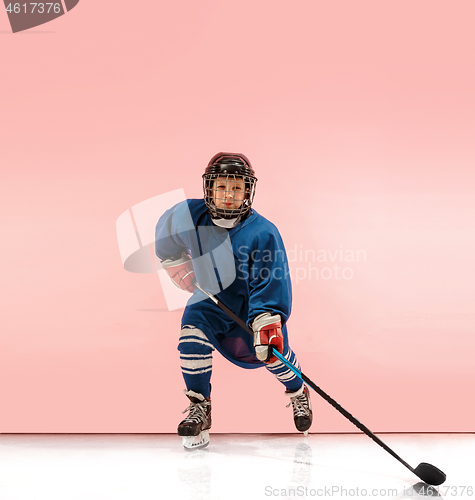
[203,152,258,219]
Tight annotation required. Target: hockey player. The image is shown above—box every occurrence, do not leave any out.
[155,152,312,449]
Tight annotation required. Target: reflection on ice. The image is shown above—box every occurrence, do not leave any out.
[0,433,469,500]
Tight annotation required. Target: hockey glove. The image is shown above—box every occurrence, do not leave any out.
[252,312,283,364]
[161,253,197,293]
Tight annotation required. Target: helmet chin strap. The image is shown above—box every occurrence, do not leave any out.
[211,216,240,228]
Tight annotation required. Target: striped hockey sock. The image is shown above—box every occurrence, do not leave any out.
[264,347,303,393]
[178,326,214,398]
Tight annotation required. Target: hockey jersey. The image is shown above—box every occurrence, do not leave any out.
[155,199,292,369]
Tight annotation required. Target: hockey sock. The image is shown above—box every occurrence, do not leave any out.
[178,326,214,398]
[265,347,303,393]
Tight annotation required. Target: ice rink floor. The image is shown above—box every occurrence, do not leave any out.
[0,433,473,499]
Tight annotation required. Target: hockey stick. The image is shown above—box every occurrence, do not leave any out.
[193,282,446,486]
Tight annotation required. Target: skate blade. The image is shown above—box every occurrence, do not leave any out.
[181,430,210,450]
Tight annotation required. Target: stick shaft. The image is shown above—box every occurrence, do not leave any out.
[271,349,414,472]
[197,283,254,334]
[195,283,415,474]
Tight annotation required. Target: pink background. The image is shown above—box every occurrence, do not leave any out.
[1,1,474,433]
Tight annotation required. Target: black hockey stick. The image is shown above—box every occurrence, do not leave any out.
[193,282,446,486]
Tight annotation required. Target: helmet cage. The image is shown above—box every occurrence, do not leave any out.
[203,173,257,219]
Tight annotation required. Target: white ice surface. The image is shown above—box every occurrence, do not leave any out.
[0,433,473,500]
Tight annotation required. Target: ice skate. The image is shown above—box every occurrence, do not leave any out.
[286,384,313,436]
[178,390,211,450]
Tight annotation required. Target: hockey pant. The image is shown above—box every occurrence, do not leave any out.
[178,326,303,398]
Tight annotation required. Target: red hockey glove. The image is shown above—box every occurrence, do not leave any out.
[161,253,197,293]
[252,313,283,364]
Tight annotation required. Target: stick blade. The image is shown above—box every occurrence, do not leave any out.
[414,462,446,486]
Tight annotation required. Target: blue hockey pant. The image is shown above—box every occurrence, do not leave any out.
[178,326,303,398]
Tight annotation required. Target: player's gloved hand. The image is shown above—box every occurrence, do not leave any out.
[161,253,197,293]
[252,313,283,364]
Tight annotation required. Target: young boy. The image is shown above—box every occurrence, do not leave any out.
[155,152,312,449]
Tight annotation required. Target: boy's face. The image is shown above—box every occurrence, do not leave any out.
[212,176,246,211]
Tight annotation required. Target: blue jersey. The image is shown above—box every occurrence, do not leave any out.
[155,199,293,368]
